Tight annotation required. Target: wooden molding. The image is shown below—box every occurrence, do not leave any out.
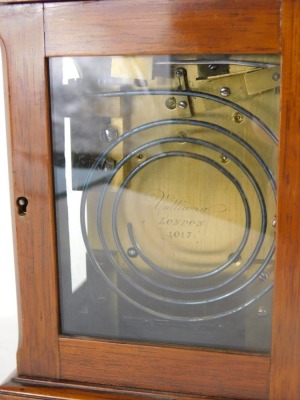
[0,3,60,378]
[270,1,300,398]
[44,0,280,56]
[0,379,218,400]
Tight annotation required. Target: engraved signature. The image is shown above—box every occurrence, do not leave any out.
[148,189,228,214]
[159,217,206,226]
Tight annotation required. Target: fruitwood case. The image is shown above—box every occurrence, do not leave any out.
[0,1,299,399]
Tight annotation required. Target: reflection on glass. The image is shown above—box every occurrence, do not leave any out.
[49,55,280,351]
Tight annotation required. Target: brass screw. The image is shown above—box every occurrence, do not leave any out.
[175,68,186,77]
[178,100,188,109]
[259,272,269,281]
[220,87,231,97]
[257,307,267,317]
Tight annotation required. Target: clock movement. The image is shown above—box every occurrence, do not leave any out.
[0,1,300,399]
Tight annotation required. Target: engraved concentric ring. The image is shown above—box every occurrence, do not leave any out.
[80,92,277,321]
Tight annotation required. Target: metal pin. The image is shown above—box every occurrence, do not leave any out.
[177,131,187,143]
[233,112,244,124]
[136,153,145,162]
[220,154,230,164]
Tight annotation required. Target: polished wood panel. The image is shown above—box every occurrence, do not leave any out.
[0,4,60,378]
[44,0,280,57]
[60,337,269,400]
[270,1,300,399]
[0,380,215,400]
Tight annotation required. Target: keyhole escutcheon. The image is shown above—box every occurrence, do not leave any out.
[17,196,28,216]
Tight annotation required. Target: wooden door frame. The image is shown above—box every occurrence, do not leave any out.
[0,1,299,399]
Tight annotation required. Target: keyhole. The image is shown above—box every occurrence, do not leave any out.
[17,196,28,216]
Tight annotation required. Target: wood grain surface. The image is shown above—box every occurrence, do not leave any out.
[0,4,60,378]
[0,379,218,400]
[270,0,300,399]
[59,337,269,399]
[44,0,280,56]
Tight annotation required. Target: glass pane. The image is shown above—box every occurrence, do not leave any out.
[49,55,280,352]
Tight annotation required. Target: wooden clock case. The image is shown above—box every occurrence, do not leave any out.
[0,1,300,399]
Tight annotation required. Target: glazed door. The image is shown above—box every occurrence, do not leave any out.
[50,53,279,352]
[2,1,300,399]
[46,2,281,398]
